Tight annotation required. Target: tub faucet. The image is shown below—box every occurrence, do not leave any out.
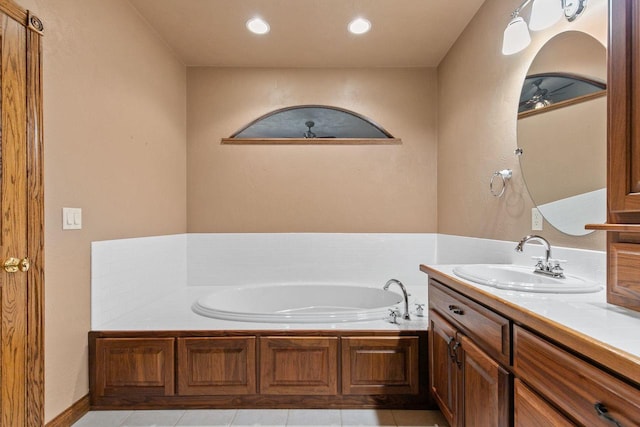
[515,235,565,278]
[383,279,410,320]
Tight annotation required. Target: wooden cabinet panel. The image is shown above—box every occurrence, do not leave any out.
[95,338,174,397]
[429,280,510,365]
[514,326,640,426]
[459,334,510,427]
[341,336,419,395]
[429,310,458,427]
[608,242,640,311]
[177,337,256,395]
[514,379,575,427]
[259,337,338,395]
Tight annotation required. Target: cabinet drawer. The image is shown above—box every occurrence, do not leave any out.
[341,336,419,395]
[429,280,510,364]
[514,326,640,426]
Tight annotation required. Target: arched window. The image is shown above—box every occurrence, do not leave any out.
[223,105,400,145]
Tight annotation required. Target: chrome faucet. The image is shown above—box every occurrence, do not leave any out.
[515,235,565,278]
[383,279,410,320]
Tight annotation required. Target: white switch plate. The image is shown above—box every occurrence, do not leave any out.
[63,207,82,230]
[532,208,543,231]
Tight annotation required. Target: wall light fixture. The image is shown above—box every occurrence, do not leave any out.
[502,0,587,55]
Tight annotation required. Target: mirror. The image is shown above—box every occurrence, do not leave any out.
[517,31,607,236]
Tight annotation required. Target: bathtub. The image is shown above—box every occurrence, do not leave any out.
[192,283,404,323]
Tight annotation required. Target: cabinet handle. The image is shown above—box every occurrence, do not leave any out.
[594,403,623,427]
[448,305,464,315]
[452,341,462,367]
[447,336,455,361]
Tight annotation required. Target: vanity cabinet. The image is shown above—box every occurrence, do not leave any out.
[425,268,640,427]
[587,0,640,311]
[428,280,511,427]
[514,326,640,426]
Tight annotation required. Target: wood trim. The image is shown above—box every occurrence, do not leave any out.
[421,265,640,387]
[26,22,44,427]
[517,90,606,119]
[221,138,402,145]
[44,395,90,427]
[585,223,640,232]
[0,0,28,25]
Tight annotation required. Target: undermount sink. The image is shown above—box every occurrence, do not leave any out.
[452,264,603,294]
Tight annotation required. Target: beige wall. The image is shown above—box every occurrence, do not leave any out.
[187,68,438,233]
[437,0,608,249]
[14,0,187,422]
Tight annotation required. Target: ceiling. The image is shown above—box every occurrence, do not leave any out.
[129,0,487,67]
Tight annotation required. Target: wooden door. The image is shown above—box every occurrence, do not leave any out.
[459,334,510,427]
[428,310,458,427]
[514,379,576,427]
[0,2,44,426]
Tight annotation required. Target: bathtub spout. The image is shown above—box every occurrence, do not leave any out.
[383,279,410,320]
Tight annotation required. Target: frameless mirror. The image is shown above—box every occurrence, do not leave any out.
[517,31,607,236]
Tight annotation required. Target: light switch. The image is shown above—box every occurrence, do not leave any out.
[63,208,82,230]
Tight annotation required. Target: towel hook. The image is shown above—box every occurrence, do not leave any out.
[490,169,512,197]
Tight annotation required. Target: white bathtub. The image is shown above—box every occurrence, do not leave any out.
[192,283,404,323]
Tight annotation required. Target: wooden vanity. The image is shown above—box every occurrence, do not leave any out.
[423,265,640,427]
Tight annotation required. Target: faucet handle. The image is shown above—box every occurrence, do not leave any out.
[388,309,400,324]
[414,303,425,317]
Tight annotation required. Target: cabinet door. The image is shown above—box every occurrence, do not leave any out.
[94,338,175,397]
[259,336,338,395]
[459,334,510,427]
[341,336,419,395]
[514,379,576,427]
[177,337,256,395]
[609,0,640,217]
[429,310,458,427]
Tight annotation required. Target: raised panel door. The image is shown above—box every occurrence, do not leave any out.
[459,334,510,427]
[341,336,419,395]
[177,337,256,395]
[259,337,338,395]
[429,310,458,427]
[95,338,175,398]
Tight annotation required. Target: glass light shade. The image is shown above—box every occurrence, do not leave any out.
[246,17,270,35]
[528,0,563,31]
[502,16,531,55]
[348,18,371,35]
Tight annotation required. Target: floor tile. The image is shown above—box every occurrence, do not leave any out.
[72,410,133,427]
[121,410,186,426]
[392,410,449,427]
[231,409,289,426]
[286,409,341,426]
[341,409,395,427]
[177,410,238,426]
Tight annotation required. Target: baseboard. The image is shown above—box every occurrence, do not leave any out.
[45,394,90,427]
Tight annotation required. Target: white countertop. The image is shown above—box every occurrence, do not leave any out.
[97,286,429,332]
[427,265,640,360]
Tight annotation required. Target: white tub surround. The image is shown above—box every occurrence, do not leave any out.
[91,234,187,329]
[92,233,435,330]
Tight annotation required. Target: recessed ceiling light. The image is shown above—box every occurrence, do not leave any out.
[348,17,371,35]
[246,17,270,35]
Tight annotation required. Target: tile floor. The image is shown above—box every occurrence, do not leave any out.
[72,409,449,427]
